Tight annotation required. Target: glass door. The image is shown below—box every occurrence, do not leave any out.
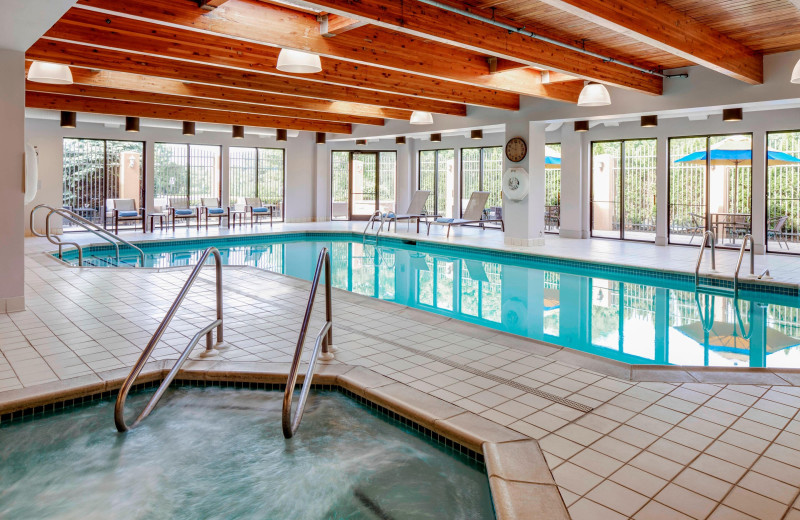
[591,141,622,239]
[330,151,397,220]
[419,149,455,218]
[351,152,377,219]
[766,131,800,254]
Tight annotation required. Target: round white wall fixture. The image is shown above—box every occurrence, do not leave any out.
[502,167,529,201]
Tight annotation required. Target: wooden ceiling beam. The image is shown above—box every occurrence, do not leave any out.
[318,14,366,36]
[283,0,663,94]
[58,67,411,121]
[26,80,386,126]
[74,0,583,102]
[198,0,229,9]
[26,91,353,133]
[46,9,519,110]
[487,58,530,75]
[27,40,467,115]
[535,0,762,84]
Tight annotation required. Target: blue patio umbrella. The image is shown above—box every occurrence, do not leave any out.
[545,145,561,169]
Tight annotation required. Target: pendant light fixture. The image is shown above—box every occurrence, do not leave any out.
[410,111,434,125]
[183,121,196,136]
[276,129,288,141]
[577,82,611,107]
[395,136,406,145]
[125,117,140,133]
[276,49,322,74]
[60,111,77,128]
[27,61,73,85]
[430,133,442,142]
[574,120,589,132]
[232,125,245,139]
[470,129,483,140]
[316,132,326,144]
[723,108,743,122]
[640,115,658,128]
[792,59,800,84]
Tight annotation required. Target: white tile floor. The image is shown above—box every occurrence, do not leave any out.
[8,223,800,519]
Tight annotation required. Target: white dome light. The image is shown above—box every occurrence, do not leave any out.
[276,49,322,73]
[410,111,434,125]
[577,82,611,107]
[792,58,800,84]
[27,61,73,85]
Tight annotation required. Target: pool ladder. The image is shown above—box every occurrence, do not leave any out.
[363,210,386,245]
[695,232,771,297]
[30,204,144,267]
[114,247,226,432]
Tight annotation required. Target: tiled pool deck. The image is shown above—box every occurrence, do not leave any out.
[5,223,800,519]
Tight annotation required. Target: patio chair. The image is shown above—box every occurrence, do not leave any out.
[168,197,200,230]
[245,197,274,226]
[767,215,790,249]
[426,191,504,238]
[110,198,145,234]
[723,214,751,244]
[385,190,431,232]
[201,197,230,228]
[687,213,706,243]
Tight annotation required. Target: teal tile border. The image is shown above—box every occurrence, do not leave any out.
[54,231,799,298]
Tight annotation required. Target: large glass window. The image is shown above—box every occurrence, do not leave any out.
[545,143,561,233]
[591,139,657,242]
[766,131,800,254]
[154,143,221,207]
[229,147,285,221]
[460,147,502,217]
[330,151,396,220]
[62,138,144,230]
[669,134,752,248]
[419,149,455,217]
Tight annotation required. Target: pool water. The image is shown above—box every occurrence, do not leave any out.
[0,388,494,519]
[61,234,800,368]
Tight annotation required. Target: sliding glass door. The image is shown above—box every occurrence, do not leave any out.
[330,151,396,220]
[668,134,752,248]
[591,139,656,241]
[766,131,800,254]
[545,143,561,233]
[419,149,455,218]
[62,138,144,230]
[461,147,502,217]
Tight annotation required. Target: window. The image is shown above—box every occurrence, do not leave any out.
[62,138,144,230]
[591,139,657,242]
[330,151,396,220]
[668,134,752,248]
[154,143,221,207]
[229,147,285,221]
[460,147,502,217]
[418,149,455,217]
[766,131,800,254]
[545,143,561,233]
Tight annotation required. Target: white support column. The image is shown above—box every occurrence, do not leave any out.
[144,140,155,214]
[0,50,25,312]
[655,136,669,245]
[220,145,230,208]
[751,130,766,254]
[396,140,413,213]
[315,142,330,222]
[503,120,546,246]
[558,124,587,239]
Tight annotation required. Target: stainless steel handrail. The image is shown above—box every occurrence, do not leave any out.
[363,210,385,243]
[31,204,145,266]
[282,248,333,439]
[114,247,224,432]
[734,234,756,295]
[694,230,716,287]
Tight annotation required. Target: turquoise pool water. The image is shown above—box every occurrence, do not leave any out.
[0,387,493,519]
[59,233,800,369]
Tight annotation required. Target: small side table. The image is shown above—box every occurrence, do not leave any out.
[228,209,246,228]
[149,212,168,232]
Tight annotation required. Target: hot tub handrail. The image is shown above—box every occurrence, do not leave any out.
[114,247,224,432]
[282,248,333,439]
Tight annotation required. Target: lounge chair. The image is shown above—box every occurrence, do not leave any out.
[385,190,432,232]
[201,197,230,228]
[245,197,274,226]
[767,215,790,249]
[168,197,200,230]
[110,198,145,234]
[426,191,504,237]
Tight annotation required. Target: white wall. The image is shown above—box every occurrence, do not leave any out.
[24,117,314,233]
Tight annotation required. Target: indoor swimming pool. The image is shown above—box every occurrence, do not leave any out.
[57,233,800,369]
[0,387,493,519]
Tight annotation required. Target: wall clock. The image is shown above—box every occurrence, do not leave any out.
[505,137,527,162]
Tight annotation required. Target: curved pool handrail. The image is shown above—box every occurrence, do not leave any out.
[283,248,333,438]
[115,247,224,432]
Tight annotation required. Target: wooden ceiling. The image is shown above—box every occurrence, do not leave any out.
[23,0,800,134]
